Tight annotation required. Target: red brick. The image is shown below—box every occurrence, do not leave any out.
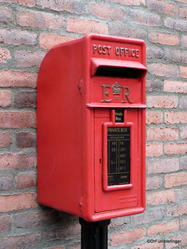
[16,132,36,148]
[147,190,176,205]
[175,0,187,2]
[90,3,124,20]
[182,35,187,47]
[0,132,12,148]
[148,63,178,77]
[0,215,11,233]
[147,158,179,174]
[165,112,187,124]
[147,0,178,16]
[0,111,35,128]
[0,192,38,212]
[182,188,187,200]
[13,209,59,228]
[0,70,37,88]
[0,48,11,63]
[165,172,187,188]
[167,203,187,216]
[0,6,13,24]
[15,172,36,189]
[181,217,187,229]
[0,174,13,191]
[39,33,74,50]
[166,232,187,247]
[180,66,187,78]
[146,143,163,157]
[146,176,163,190]
[0,90,11,107]
[67,18,108,34]
[147,127,179,141]
[179,6,187,18]
[164,80,187,93]
[111,228,145,245]
[15,50,45,68]
[146,111,163,124]
[147,95,178,108]
[14,91,36,108]
[0,233,41,249]
[0,28,37,46]
[45,247,65,249]
[132,243,164,249]
[148,32,179,46]
[110,0,145,5]
[17,10,65,29]
[180,127,187,139]
[0,152,36,170]
[65,244,80,249]
[148,220,179,236]
[164,142,187,155]
[0,0,35,6]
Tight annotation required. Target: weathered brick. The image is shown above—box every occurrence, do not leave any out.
[17,10,65,29]
[180,66,187,78]
[14,50,45,68]
[147,158,179,174]
[166,231,187,247]
[182,35,187,47]
[146,79,163,92]
[0,28,37,46]
[15,172,36,189]
[44,247,65,249]
[65,244,79,249]
[39,33,73,50]
[164,142,187,155]
[0,90,11,107]
[181,217,187,230]
[67,18,108,34]
[180,127,187,139]
[147,46,164,60]
[147,190,176,205]
[165,172,187,188]
[0,70,37,88]
[109,0,145,5]
[175,0,187,3]
[36,0,86,14]
[147,95,178,108]
[146,175,163,190]
[163,48,187,64]
[148,31,179,46]
[164,80,187,93]
[179,96,187,109]
[180,156,187,170]
[146,111,163,124]
[165,112,187,124]
[90,3,124,20]
[109,22,147,40]
[0,111,35,128]
[148,63,178,77]
[167,203,187,216]
[0,152,36,170]
[0,215,11,233]
[13,209,59,228]
[146,143,163,157]
[110,228,145,245]
[0,132,12,148]
[147,0,178,16]
[147,127,179,141]
[16,132,36,148]
[127,9,162,26]
[0,6,13,24]
[0,0,35,6]
[14,91,36,108]
[179,6,187,18]
[132,243,164,249]
[0,192,38,212]
[0,233,41,249]
[0,174,13,191]
[164,17,187,32]
[0,48,11,63]
[147,220,179,236]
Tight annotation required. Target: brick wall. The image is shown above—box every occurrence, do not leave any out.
[0,0,187,248]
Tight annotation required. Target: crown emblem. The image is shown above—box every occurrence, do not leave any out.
[112,82,121,95]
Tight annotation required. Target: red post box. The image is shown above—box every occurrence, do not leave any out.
[37,34,147,221]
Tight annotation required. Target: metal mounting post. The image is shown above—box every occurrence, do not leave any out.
[79,218,111,249]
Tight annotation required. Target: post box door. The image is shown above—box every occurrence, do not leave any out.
[94,108,144,213]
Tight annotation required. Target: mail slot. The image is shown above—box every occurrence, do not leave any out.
[37,34,147,221]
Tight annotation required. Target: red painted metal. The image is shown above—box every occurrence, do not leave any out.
[37,34,147,221]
